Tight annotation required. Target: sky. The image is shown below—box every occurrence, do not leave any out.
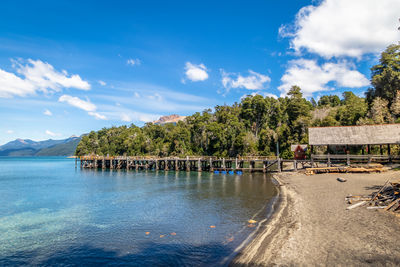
[0,0,399,145]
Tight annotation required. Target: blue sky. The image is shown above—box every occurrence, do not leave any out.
[0,0,399,145]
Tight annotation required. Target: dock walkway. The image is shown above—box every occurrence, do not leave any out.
[77,154,400,173]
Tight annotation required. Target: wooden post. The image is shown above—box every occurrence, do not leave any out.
[367,144,371,154]
[347,153,350,166]
[263,161,266,173]
[277,158,281,172]
[209,158,213,172]
[235,158,238,170]
[293,160,297,171]
[126,157,129,170]
[198,159,202,172]
[165,160,168,171]
[175,159,179,171]
[222,158,225,169]
[327,153,331,167]
[102,157,105,169]
[110,159,113,169]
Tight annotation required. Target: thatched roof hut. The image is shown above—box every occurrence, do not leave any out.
[309,124,400,146]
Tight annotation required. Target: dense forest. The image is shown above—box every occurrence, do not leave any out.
[76,44,400,158]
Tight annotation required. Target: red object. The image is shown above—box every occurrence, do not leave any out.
[294,145,306,160]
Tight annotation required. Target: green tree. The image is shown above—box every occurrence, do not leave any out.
[336,92,367,125]
[390,90,400,118]
[369,97,392,124]
[367,44,400,107]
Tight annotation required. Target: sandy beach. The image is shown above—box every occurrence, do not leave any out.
[232,171,400,266]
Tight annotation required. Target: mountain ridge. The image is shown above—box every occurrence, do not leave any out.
[0,136,81,156]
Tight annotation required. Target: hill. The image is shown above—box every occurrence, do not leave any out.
[35,138,81,156]
[0,136,81,156]
[152,114,186,125]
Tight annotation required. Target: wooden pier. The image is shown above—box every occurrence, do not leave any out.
[78,156,281,173]
[77,154,399,173]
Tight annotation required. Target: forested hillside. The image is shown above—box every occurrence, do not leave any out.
[76,44,400,158]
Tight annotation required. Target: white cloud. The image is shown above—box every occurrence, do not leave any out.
[280,0,400,58]
[147,93,162,102]
[98,80,106,86]
[184,62,209,82]
[43,109,52,116]
[95,83,211,114]
[0,59,90,98]
[58,94,107,120]
[0,69,36,98]
[120,113,131,122]
[221,70,271,91]
[58,95,96,112]
[6,130,14,134]
[88,112,107,120]
[127,58,141,66]
[45,130,61,137]
[278,59,370,96]
[100,107,160,123]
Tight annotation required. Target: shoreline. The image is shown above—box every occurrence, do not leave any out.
[231,171,400,266]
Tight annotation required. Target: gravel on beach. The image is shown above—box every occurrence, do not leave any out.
[232,171,400,266]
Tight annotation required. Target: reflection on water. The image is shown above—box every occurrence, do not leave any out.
[0,157,277,266]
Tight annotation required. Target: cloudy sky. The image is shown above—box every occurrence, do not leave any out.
[0,0,399,145]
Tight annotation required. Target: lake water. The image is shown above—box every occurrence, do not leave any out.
[0,157,277,266]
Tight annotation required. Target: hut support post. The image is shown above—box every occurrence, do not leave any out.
[277,158,281,172]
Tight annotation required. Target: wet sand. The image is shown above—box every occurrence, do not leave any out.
[232,171,400,266]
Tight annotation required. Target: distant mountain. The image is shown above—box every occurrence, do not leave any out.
[0,136,81,156]
[35,138,81,156]
[152,114,186,125]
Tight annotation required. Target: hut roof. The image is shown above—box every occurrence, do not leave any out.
[308,124,400,145]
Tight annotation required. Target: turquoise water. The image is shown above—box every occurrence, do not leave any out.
[0,157,277,266]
